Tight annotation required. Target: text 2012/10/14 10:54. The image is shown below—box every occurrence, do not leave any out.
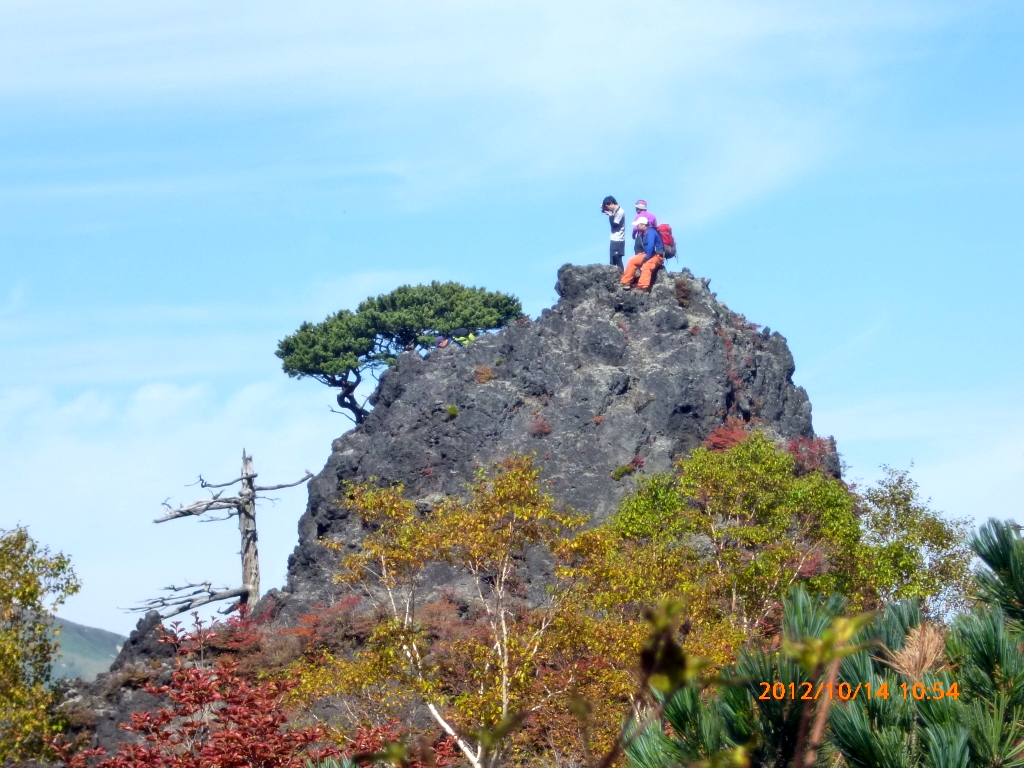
[758,680,960,702]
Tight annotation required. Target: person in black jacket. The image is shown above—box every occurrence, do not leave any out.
[601,195,626,271]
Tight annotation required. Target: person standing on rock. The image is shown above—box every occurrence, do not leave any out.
[631,199,658,238]
[620,217,665,291]
[601,196,626,272]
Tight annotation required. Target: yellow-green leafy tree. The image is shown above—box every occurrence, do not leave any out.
[558,433,862,667]
[669,431,863,632]
[857,465,973,616]
[1,526,80,762]
[554,433,972,715]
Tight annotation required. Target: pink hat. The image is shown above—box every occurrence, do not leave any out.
[635,200,647,210]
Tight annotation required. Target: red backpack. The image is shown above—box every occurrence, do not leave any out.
[656,223,676,259]
[656,223,675,247]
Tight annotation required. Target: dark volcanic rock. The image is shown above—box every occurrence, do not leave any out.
[282,264,816,612]
[110,611,174,672]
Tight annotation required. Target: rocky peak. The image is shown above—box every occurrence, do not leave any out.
[282,264,817,609]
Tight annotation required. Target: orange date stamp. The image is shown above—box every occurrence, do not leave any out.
[758,680,961,702]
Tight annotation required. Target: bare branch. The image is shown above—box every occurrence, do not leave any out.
[195,473,258,490]
[127,581,249,619]
[328,404,358,421]
[254,471,314,492]
[153,493,244,523]
[155,473,309,523]
[198,512,239,523]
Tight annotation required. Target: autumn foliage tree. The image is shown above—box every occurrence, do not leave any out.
[289,456,586,768]
[1,525,80,763]
[549,431,973,761]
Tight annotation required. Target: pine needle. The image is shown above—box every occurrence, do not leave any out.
[885,624,947,679]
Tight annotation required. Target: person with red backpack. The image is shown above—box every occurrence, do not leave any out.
[620,217,664,291]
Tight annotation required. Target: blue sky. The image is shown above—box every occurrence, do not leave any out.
[1,0,1022,635]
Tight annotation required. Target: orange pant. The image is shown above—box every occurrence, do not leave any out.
[620,254,664,290]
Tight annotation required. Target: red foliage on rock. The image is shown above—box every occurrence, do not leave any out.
[787,435,835,475]
[703,418,749,452]
[529,414,552,437]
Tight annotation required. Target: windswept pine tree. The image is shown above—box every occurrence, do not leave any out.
[276,282,522,423]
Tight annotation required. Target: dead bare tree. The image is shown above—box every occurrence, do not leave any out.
[131,450,312,619]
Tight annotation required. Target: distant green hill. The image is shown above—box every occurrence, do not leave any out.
[52,617,126,681]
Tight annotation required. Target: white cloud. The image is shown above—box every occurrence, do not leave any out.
[816,392,998,443]
[0,0,963,220]
[0,1,947,100]
[675,105,830,225]
[1,332,271,387]
[0,268,435,390]
[913,439,1024,525]
[0,266,470,633]
[125,383,211,428]
[0,269,450,634]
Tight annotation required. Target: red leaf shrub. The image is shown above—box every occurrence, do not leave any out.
[787,435,835,475]
[715,327,734,354]
[529,415,552,437]
[345,719,456,768]
[703,418,749,452]
[52,616,337,768]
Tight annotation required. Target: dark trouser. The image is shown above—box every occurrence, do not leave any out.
[663,244,676,270]
[610,240,625,271]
